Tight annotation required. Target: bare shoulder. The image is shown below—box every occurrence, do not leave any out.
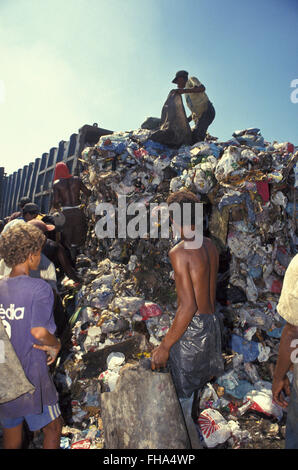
[169,241,184,258]
[204,237,218,252]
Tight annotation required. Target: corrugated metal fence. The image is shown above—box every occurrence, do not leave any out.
[0,123,113,219]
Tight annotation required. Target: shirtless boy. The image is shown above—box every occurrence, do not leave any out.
[151,190,223,447]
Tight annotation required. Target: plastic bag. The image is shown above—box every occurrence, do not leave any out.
[150,92,192,148]
[188,156,217,194]
[99,352,126,392]
[216,370,255,399]
[169,313,224,398]
[245,388,283,420]
[141,117,162,130]
[244,363,260,383]
[0,319,35,404]
[198,409,231,448]
[139,302,163,321]
[71,439,91,449]
[230,334,259,362]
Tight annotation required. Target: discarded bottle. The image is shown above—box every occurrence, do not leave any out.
[237,400,252,416]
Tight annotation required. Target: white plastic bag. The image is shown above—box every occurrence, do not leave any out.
[245,388,283,420]
[198,409,231,448]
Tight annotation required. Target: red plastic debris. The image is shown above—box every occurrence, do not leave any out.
[139,302,163,321]
[71,439,91,449]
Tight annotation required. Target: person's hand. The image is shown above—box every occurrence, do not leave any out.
[272,375,291,408]
[33,341,61,365]
[151,343,169,370]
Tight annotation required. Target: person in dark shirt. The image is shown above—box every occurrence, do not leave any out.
[51,162,91,261]
[27,219,81,285]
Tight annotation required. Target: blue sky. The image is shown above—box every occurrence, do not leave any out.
[0,0,297,175]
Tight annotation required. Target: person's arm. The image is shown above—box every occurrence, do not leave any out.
[176,84,206,95]
[151,249,197,369]
[31,327,61,365]
[30,281,60,365]
[272,322,298,407]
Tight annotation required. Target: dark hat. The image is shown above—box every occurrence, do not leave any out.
[19,197,31,208]
[22,203,39,214]
[172,70,188,84]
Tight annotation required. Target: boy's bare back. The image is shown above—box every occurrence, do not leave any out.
[170,237,219,315]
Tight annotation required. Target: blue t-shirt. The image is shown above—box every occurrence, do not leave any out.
[0,275,58,419]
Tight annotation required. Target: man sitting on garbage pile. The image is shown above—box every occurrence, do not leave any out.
[151,189,223,448]
[272,253,298,449]
[51,162,91,262]
[171,70,215,144]
[0,223,62,449]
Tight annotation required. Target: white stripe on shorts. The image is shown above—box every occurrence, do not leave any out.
[48,405,55,421]
[54,404,61,418]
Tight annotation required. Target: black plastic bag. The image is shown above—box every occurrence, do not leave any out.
[150,92,192,148]
[169,313,224,399]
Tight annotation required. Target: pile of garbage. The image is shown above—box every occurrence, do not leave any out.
[52,126,297,449]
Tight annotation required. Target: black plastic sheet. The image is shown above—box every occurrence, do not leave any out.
[169,313,224,398]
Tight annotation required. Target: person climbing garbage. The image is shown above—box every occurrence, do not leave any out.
[171,70,215,144]
[51,162,91,262]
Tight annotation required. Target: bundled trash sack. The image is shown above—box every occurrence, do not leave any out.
[169,313,224,398]
[149,92,192,148]
[30,124,297,450]
[0,320,35,404]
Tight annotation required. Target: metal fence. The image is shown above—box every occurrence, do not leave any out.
[0,123,113,219]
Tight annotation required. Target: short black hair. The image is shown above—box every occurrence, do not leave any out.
[22,203,39,215]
